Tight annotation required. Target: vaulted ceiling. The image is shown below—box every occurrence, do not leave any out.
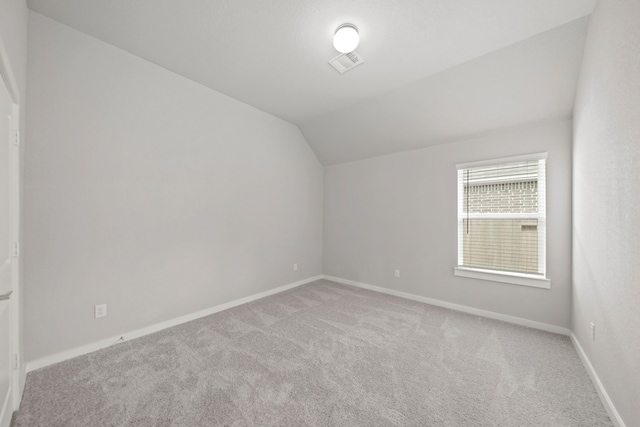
[27,0,596,165]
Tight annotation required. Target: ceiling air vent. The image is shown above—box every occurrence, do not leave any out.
[329,51,364,74]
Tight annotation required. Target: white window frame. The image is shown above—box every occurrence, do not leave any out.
[453,153,551,289]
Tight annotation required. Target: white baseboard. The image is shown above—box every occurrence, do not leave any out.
[0,385,11,427]
[323,275,571,336]
[22,274,625,426]
[570,333,626,427]
[26,275,322,373]
[13,364,25,410]
[323,275,627,425]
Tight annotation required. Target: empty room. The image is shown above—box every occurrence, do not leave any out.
[0,0,638,425]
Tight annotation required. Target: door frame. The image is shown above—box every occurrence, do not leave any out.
[0,33,23,414]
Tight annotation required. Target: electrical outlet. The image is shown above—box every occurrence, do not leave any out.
[394,269,400,278]
[95,304,107,319]
[590,322,595,341]
[293,263,298,271]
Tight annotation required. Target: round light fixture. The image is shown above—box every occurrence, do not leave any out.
[333,24,359,53]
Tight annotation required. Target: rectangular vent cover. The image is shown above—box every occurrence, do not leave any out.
[329,52,364,73]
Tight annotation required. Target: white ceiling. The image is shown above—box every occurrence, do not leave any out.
[302,17,589,165]
[27,0,596,165]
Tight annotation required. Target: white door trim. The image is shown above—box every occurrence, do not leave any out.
[10,104,20,412]
[0,31,22,415]
[0,37,20,105]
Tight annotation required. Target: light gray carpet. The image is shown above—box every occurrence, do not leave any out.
[13,280,611,426]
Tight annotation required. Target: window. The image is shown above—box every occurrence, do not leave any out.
[454,153,550,289]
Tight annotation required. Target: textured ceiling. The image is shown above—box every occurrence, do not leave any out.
[27,0,596,165]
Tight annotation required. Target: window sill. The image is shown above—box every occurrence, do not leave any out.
[453,267,551,289]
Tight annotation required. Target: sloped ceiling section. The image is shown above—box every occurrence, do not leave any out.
[301,18,590,165]
[27,0,595,165]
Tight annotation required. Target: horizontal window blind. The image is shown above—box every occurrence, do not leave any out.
[457,158,546,276]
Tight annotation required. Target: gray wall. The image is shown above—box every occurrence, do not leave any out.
[24,12,323,362]
[324,120,572,328]
[572,0,640,424]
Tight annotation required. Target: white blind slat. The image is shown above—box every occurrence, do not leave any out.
[457,158,546,276]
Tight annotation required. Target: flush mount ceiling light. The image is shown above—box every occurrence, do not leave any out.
[333,24,359,53]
